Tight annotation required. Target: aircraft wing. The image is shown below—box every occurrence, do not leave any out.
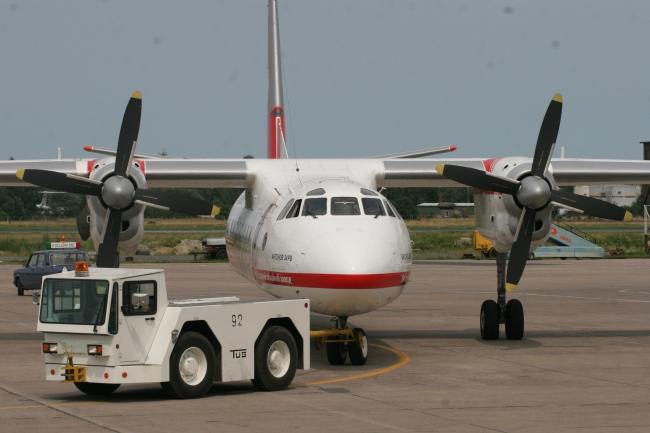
[378,158,650,187]
[0,158,251,188]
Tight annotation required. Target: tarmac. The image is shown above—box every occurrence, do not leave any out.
[1,259,650,433]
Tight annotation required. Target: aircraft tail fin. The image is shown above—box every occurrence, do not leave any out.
[267,0,287,159]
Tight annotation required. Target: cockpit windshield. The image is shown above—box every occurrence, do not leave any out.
[39,279,109,326]
[331,197,361,215]
[302,198,327,217]
[362,198,386,217]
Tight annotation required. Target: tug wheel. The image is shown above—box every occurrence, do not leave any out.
[252,326,298,391]
[165,331,216,399]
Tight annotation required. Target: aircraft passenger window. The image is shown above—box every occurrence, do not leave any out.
[302,198,327,217]
[360,188,378,196]
[306,188,326,196]
[384,200,396,217]
[277,199,295,220]
[286,199,302,219]
[362,198,386,217]
[331,197,360,215]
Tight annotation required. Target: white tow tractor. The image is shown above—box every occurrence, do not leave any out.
[37,263,310,398]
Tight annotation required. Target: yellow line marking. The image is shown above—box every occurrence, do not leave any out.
[306,343,411,386]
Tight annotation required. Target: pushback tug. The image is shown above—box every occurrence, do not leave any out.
[38,262,310,398]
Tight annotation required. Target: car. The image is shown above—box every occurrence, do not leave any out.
[14,242,89,296]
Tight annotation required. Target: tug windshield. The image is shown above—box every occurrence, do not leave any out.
[39,279,110,325]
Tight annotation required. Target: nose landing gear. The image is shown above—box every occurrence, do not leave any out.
[480,252,525,340]
[311,317,369,365]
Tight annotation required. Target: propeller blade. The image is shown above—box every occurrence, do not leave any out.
[436,164,520,195]
[531,93,563,177]
[17,169,102,196]
[506,208,536,291]
[133,189,219,216]
[551,189,632,221]
[96,209,122,268]
[114,91,142,177]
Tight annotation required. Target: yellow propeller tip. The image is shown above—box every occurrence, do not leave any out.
[435,164,445,175]
[624,211,633,222]
[131,90,142,100]
[15,169,25,180]
[552,93,563,103]
[211,205,221,218]
[505,283,517,293]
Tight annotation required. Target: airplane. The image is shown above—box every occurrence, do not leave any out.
[3,0,650,366]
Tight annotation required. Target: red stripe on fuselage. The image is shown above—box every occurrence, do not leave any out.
[253,269,410,289]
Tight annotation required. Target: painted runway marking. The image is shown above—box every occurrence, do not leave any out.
[305,343,411,386]
[525,292,650,303]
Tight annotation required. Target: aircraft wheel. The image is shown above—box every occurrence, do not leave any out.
[326,341,347,365]
[167,331,216,399]
[480,300,499,340]
[505,299,524,340]
[252,326,298,391]
[348,328,368,366]
[74,382,120,396]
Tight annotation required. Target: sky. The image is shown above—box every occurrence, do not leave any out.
[0,0,649,161]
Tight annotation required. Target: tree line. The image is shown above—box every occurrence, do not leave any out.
[0,187,476,220]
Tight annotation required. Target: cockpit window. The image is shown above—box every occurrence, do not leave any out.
[277,199,295,220]
[286,199,302,219]
[306,188,326,196]
[360,188,378,196]
[302,198,327,217]
[362,198,386,217]
[331,197,360,215]
[384,199,396,217]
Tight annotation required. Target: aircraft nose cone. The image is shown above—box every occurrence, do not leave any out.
[305,227,399,275]
[102,175,135,210]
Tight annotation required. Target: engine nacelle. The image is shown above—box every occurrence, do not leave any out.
[86,159,147,255]
[474,157,555,253]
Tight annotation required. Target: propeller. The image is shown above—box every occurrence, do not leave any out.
[436,93,632,290]
[16,91,218,268]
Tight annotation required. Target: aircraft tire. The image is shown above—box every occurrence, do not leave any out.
[326,341,347,365]
[505,299,524,340]
[252,326,297,391]
[480,300,499,340]
[348,328,368,365]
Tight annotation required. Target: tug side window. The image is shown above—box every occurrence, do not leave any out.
[122,280,157,316]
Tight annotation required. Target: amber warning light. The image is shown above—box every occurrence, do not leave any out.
[75,261,89,277]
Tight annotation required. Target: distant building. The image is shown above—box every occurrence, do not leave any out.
[574,185,640,207]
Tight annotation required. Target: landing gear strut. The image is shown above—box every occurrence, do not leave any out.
[480,252,524,340]
[312,316,369,366]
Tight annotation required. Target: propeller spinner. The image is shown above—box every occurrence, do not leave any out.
[17,91,218,268]
[436,93,631,290]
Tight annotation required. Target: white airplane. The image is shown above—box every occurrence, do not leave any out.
[3,0,650,365]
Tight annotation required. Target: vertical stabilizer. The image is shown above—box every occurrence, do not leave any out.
[268,0,287,159]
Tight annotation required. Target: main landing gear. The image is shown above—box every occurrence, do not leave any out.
[480,252,524,340]
[311,317,369,366]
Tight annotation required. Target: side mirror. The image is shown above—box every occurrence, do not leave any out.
[32,290,40,305]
